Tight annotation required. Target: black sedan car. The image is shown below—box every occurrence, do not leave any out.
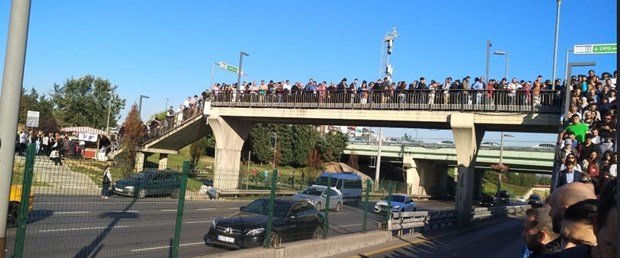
[113,170,181,199]
[528,194,544,208]
[205,197,324,249]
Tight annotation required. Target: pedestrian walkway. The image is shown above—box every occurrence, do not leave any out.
[14,155,100,195]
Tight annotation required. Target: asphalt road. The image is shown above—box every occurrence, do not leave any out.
[4,195,457,258]
[353,217,525,258]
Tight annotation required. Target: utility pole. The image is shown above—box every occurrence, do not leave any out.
[485,40,491,82]
[552,0,562,84]
[106,92,114,133]
[374,127,383,187]
[0,1,32,256]
[237,51,249,93]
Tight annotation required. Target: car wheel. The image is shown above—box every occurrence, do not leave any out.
[268,232,281,247]
[412,207,417,211]
[315,202,322,211]
[137,189,147,199]
[7,202,19,228]
[335,202,342,212]
[312,226,324,239]
[170,188,180,199]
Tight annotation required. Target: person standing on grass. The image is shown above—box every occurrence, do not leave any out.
[290,171,296,189]
[102,166,112,199]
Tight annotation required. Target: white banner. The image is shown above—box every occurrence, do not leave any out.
[78,132,98,142]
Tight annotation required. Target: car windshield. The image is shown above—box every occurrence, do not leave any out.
[385,196,406,203]
[301,187,323,196]
[315,176,339,188]
[241,199,291,218]
[530,195,540,200]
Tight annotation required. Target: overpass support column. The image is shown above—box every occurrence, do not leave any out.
[207,116,253,190]
[134,152,145,172]
[403,156,422,196]
[158,153,168,170]
[436,163,448,197]
[450,113,484,226]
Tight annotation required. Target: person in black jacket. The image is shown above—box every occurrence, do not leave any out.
[557,163,584,188]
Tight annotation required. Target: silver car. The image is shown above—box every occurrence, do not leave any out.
[292,185,343,212]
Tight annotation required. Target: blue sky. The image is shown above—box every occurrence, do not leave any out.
[0,1,617,145]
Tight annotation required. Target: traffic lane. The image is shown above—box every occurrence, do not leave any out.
[364,217,524,258]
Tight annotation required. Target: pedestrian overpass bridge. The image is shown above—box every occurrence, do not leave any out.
[138,91,562,225]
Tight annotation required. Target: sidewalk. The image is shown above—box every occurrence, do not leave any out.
[14,155,100,195]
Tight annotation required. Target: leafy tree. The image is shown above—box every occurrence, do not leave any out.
[317,131,348,162]
[273,125,294,165]
[117,104,145,174]
[249,124,273,164]
[291,125,319,167]
[189,137,208,171]
[18,88,59,132]
[151,111,167,121]
[50,75,125,129]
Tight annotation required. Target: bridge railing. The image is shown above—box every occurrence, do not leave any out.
[209,89,562,113]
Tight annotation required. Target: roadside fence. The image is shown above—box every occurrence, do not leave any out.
[6,143,198,258]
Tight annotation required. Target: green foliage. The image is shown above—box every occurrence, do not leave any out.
[18,88,58,132]
[291,125,320,167]
[118,104,145,174]
[249,124,273,164]
[317,131,348,162]
[189,137,208,170]
[50,75,125,129]
[151,111,167,121]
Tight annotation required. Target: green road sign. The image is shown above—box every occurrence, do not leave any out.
[216,62,239,74]
[574,43,617,55]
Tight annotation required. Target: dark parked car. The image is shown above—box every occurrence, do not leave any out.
[528,194,544,208]
[204,197,324,249]
[497,190,510,205]
[113,170,181,199]
[479,194,498,207]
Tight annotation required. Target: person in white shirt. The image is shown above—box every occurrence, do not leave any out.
[507,78,519,105]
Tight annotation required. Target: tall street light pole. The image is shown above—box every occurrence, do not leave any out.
[493,50,509,79]
[237,51,249,92]
[485,40,491,82]
[138,95,150,121]
[497,132,513,196]
[552,0,562,82]
[564,62,596,115]
[106,92,115,133]
[0,1,31,255]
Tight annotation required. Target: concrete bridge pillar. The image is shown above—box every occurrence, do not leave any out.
[207,115,253,190]
[403,157,448,198]
[158,154,168,170]
[450,113,484,226]
[134,152,145,172]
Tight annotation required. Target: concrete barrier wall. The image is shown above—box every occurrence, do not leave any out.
[205,231,392,258]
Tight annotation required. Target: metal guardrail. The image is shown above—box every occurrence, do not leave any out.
[386,205,531,235]
[209,90,562,113]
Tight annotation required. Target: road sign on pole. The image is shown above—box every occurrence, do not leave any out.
[216,61,246,76]
[25,110,39,128]
[573,43,617,55]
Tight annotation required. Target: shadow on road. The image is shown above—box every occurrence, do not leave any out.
[28,210,54,224]
[73,198,139,258]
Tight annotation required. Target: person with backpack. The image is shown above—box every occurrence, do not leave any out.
[102,166,112,199]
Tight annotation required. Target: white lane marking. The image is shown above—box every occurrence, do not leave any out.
[227,207,239,210]
[161,209,177,212]
[185,220,213,224]
[130,242,203,252]
[338,224,362,228]
[196,208,216,211]
[39,225,130,233]
[112,210,138,213]
[55,211,90,215]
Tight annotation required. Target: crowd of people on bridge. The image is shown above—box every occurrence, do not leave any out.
[208,75,573,106]
[521,69,616,258]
